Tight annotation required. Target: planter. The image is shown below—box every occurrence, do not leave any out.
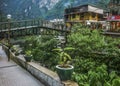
[24,55,32,62]
[56,65,74,81]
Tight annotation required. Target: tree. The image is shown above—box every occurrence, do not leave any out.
[98,0,110,10]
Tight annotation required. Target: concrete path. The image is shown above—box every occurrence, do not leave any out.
[0,46,45,86]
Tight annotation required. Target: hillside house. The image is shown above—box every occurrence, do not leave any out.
[64,4,104,29]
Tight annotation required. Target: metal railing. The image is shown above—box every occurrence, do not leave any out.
[0,19,70,32]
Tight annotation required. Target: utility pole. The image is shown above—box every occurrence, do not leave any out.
[7,14,11,61]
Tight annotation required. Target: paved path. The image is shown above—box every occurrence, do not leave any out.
[0,46,45,86]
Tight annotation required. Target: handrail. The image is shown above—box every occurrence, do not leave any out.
[0,18,70,39]
[0,19,41,24]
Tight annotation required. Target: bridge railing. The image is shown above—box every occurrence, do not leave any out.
[0,19,70,32]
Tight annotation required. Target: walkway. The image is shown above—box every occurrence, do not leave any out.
[0,46,45,86]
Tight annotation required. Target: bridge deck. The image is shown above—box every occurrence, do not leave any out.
[0,46,45,86]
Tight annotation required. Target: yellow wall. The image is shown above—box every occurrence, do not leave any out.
[71,14,76,21]
[71,16,74,21]
[66,12,99,22]
[70,14,80,21]
[89,13,98,20]
[66,22,71,27]
[76,14,79,20]
[84,13,89,20]
[68,15,71,21]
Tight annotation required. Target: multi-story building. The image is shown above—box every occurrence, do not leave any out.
[64,4,104,28]
[107,0,120,31]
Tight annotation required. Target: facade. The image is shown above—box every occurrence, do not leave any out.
[107,0,120,32]
[64,4,104,28]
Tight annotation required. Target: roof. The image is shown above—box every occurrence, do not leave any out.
[65,4,103,14]
[65,3,101,10]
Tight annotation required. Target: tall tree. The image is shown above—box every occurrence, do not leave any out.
[98,0,110,9]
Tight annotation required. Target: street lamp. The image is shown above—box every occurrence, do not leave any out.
[7,14,12,20]
[7,14,11,61]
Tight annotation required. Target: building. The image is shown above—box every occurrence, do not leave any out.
[107,0,120,32]
[64,4,104,29]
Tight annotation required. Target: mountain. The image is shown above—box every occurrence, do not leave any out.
[0,0,60,20]
[0,0,109,20]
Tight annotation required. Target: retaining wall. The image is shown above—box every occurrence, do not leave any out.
[2,45,64,86]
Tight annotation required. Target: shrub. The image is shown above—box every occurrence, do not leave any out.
[72,64,120,86]
[31,35,59,69]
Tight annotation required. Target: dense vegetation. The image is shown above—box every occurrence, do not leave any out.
[68,24,120,73]
[67,24,120,85]
[10,24,120,86]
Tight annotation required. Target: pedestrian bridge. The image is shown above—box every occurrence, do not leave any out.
[0,19,70,39]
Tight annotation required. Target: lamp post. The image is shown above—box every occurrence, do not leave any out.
[7,14,11,61]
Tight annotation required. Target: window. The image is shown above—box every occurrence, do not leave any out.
[80,13,84,20]
[65,15,68,21]
[112,10,118,15]
[72,14,76,18]
[91,13,96,18]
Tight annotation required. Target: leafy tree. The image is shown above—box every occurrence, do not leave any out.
[67,24,120,73]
